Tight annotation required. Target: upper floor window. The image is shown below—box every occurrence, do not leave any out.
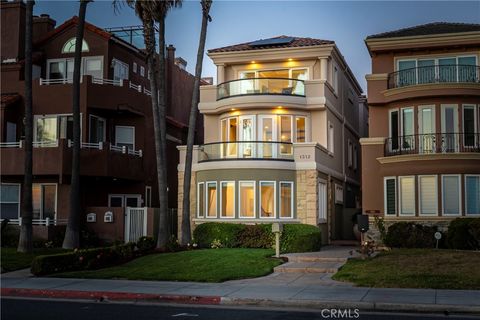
[112,59,129,81]
[238,68,308,95]
[62,38,89,53]
[34,114,76,142]
[133,62,137,73]
[47,56,103,80]
[115,125,135,150]
[140,66,145,77]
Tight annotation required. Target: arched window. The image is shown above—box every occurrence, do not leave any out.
[62,38,89,53]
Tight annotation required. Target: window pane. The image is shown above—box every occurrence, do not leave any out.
[227,118,237,156]
[466,176,480,215]
[42,185,56,219]
[0,184,19,202]
[49,61,65,79]
[110,196,123,207]
[280,182,292,218]
[402,109,414,149]
[398,60,416,86]
[221,182,235,217]
[419,176,437,215]
[239,182,255,218]
[443,176,460,215]
[292,69,307,95]
[207,182,217,217]
[390,111,399,150]
[197,183,204,217]
[318,182,327,220]
[85,58,102,79]
[296,117,306,142]
[400,177,415,215]
[32,184,41,219]
[36,117,57,142]
[463,107,475,147]
[385,179,396,215]
[458,57,477,82]
[59,116,73,140]
[280,116,292,154]
[439,58,456,82]
[418,60,435,84]
[0,204,19,219]
[260,182,275,218]
[115,126,134,149]
[125,197,139,207]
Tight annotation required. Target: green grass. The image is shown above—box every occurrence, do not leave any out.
[1,247,67,273]
[333,249,480,290]
[56,248,282,282]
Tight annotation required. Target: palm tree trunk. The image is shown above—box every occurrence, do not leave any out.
[63,0,89,249]
[156,17,169,249]
[18,0,35,253]
[181,0,212,245]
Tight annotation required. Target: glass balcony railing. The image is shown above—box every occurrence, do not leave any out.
[199,141,294,162]
[387,64,480,89]
[217,78,305,100]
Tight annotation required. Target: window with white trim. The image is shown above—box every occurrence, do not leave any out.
[35,114,75,142]
[115,126,135,150]
[220,181,235,218]
[197,182,205,218]
[463,105,477,148]
[399,176,415,215]
[239,181,255,218]
[89,115,106,143]
[418,175,437,215]
[32,183,57,220]
[328,121,334,154]
[442,175,461,215]
[295,116,306,142]
[384,177,397,216]
[260,181,275,218]
[465,175,480,215]
[62,38,89,53]
[112,58,129,81]
[279,182,293,218]
[140,66,145,77]
[206,182,217,218]
[318,181,327,221]
[0,184,20,219]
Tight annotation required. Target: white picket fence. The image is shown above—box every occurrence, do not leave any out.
[124,207,147,243]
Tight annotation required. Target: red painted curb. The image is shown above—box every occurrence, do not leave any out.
[1,288,221,305]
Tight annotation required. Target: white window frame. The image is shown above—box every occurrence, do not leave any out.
[259,180,276,219]
[220,181,236,219]
[238,180,256,219]
[0,183,21,218]
[61,37,89,53]
[295,116,308,142]
[384,176,397,216]
[115,125,135,150]
[47,56,103,80]
[318,179,327,222]
[112,58,129,81]
[34,113,82,143]
[279,181,294,219]
[197,182,205,218]
[108,194,142,208]
[441,174,462,216]
[33,183,58,220]
[398,176,415,216]
[205,181,218,218]
[133,62,137,74]
[327,121,334,154]
[463,104,478,148]
[418,175,438,216]
[464,174,480,216]
[88,114,106,143]
[400,107,415,150]
[145,186,152,207]
[279,115,293,155]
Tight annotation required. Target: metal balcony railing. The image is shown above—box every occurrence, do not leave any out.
[387,64,480,89]
[217,77,305,100]
[385,133,480,156]
[199,141,294,162]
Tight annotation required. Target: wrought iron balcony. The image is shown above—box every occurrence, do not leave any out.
[217,77,305,100]
[385,133,480,156]
[199,141,294,162]
[387,64,480,89]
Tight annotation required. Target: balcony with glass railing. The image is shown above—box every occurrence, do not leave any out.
[387,64,480,89]
[385,133,480,156]
[217,78,305,100]
[199,141,294,162]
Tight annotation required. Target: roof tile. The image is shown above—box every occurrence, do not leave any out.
[367,22,480,39]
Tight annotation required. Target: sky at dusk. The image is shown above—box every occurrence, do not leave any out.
[34,0,480,91]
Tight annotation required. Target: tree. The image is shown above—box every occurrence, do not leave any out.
[63,0,90,249]
[180,0,212,245]
[18,0,35,253]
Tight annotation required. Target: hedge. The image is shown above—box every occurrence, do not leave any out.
[193,222,322,253]
[447,218,480,250]
[31,243,135,276]
[384,222,438,248]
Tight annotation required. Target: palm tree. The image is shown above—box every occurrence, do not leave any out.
[18,0,35,253]
[181,0,212,245]
[63,0,90,249]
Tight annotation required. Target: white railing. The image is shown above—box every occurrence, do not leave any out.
[0,141,22,148]
[110,143,143,157]
[92,77,123,86]
[33,140,58,148]
[1,218,68,226]
[143,87,151,96]
[40,78,73,85]
[68,140,104,150]
[128,148,143,157]
[129,82,142,92]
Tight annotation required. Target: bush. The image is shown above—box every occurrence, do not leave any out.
[136,236,155,253]
[384,222,437,248]
[280,224,322,253]
[237,224,274,249]
[193,223,245,248]
[1,224,20,247]
[447,218,479,250]
[31,243,135,276]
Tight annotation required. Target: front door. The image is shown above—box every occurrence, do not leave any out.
[258,115,277,158]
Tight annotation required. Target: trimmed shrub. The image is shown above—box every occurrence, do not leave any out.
[0,224,20,247]
[280,224,322,253]
[237,224,274,249]
[31,243,135,276]
[136,236,155,253]
[193,223,245,248]
[447,218,479,250]
[384,222,437,248]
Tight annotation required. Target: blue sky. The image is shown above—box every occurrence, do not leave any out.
[34,0,480,91]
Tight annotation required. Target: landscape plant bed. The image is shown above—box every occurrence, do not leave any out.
[332,249,480,290]
[55,248,282,282]
[1,247,67,273]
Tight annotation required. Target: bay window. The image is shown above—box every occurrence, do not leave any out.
[220,181,235,218]
[260,181,275,218]
[239,181,255,218]
[280,182,293,218]
[206,182,217,218]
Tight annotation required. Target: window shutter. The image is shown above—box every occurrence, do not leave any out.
[419,176,437,214]
[400,177,415,215]
[385,178,396,215]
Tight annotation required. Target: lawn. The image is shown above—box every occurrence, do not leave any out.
[56,248,282,282]
[333,249,480,290]
[1,247,67,273]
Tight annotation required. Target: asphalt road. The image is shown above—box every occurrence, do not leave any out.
[2,298,479,320]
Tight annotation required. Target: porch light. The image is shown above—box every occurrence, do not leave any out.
[231,108,236,111]
[250,61,256,64]
[288,58,293,61]
[277,106,283,109]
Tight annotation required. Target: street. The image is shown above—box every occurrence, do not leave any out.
[2,298,479,320]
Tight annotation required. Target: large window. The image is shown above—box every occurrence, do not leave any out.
[47,56,102,80]
[296,116,306,142]
[442,175,461,215]
[384,177,397,216]
[89,115,106,143]
[280,182,293,218]
[32,183,57,220]
[280,115,292,154]
[238,68,308,95]
[401,108,414,149]
[115,126,135,150]
[389,110,399,150]
[62,38,89,53]
[239,181,255,218]
[206,182,217,218]
[463,105,477,147]
[418,175,438,215]
[221,117,238,157]
[197,182,205,218]
[399,176,415,215]
[0,184,20,219]
[35,114,75,142]
[260,181,275,218]
[220,181,235,218]
[465,175,480,215]
[112,59,129,81]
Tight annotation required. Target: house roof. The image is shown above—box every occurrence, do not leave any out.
[366,22,480,39]
[1,93,21,107]
[208,35,334,53]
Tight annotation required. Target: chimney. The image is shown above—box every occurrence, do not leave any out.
[201,77,213,85]
[166,44,175,62]
[0,0,25,62]
[33,14,56,43]
[174,57,187,71]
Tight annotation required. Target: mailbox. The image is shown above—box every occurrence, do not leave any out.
[104,211,114,223]
[357,215,369,233]
[86,213,96,223]
[272,223,283,233]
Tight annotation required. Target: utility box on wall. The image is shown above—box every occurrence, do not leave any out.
[104,211,114,223]
[86,213,96,223]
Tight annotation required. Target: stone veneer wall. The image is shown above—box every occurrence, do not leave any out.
[296,170,318,226]
[177,171,197,241]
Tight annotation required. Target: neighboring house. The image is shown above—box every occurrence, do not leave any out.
[361,22,480,236]
[0,2,202,242]
[178,36,367,244]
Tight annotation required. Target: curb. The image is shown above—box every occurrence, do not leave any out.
[220,297,480,314]
[1,288,221,305]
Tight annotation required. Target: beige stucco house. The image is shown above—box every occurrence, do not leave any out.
[178,36,367,244]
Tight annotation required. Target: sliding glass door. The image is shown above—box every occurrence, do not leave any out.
[258,115,277,158]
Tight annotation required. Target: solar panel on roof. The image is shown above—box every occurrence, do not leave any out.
[249,37,295,47]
